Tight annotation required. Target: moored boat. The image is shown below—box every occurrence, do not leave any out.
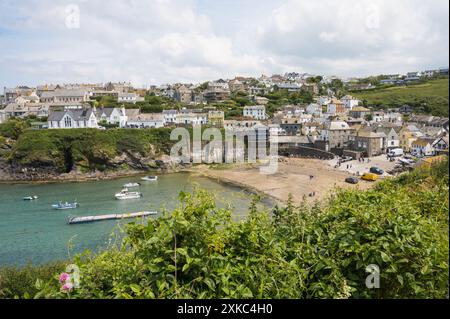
[23,195,38,201]
[141,176,158,181]
[52,201,79,210]
[114,188,142,200]
[123,182,140,188]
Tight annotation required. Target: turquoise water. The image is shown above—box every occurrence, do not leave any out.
[0,173,273,266]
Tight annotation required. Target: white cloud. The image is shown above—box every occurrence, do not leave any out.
[257,0,449,76]
[0,0,448,88]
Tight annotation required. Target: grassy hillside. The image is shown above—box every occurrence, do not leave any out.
[2,158,447,299]
[352,78,449,117]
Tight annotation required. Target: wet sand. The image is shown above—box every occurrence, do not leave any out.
[189,157,382,204]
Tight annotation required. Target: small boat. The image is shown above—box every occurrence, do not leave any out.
[23,195,38,201]
[123,182,140,188]
[141,176,158,181]
[115,188,142,200]
[52,201,79,210]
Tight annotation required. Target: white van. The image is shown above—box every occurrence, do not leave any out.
[388,148,404,157]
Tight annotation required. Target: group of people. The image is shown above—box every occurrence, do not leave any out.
[358,157,370,163]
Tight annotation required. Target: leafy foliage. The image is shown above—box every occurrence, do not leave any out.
[20,159,449,299]
[0,261,66,299]
[0,118,31,140]
[9,128,173,172]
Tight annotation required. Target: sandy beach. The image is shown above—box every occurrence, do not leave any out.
[189,156,397,204]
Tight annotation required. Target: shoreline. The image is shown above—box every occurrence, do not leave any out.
[187,164,286,205]
[0,167,190,185]
[0,156,397,205]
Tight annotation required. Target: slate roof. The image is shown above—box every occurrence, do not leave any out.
[48,108,94,122]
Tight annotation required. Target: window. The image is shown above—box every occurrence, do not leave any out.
[64,116,72,127]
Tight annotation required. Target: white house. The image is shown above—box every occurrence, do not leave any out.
[411,138,435,157]
[162,109,178,125]
[48,108,99,129]
[341,95,360,110]
[371,111,385,123]
[98,107,127,127]
[243,105,266,120]
[318,96,331,106]
[374,127,401,149]
[306,103,322,115]
[432,135,449,152]
[177,109,208,125]
[127,113,165,128]
[383,112,403,124]
[117,93,144,104]
[268,124,284,136]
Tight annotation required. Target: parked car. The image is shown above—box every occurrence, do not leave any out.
[345,176,359,184]
[370,167,384,175]
[340,156,353,163]
[361,172,378,181]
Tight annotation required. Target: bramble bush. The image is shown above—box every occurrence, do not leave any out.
[2,159,448,299]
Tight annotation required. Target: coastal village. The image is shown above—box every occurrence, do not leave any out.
[1,69,448,166]
[0,0,449,301]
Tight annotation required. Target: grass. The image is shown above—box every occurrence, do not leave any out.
[352,78,449,116]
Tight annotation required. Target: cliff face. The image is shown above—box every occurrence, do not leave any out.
[0,152,188,182]
[0,128,187,182]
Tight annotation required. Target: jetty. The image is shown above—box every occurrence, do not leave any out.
[68,211,158,224]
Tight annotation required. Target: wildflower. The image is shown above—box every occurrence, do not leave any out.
[62,282,74,292]
[59,273,70,283]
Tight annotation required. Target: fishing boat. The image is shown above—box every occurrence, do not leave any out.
[52,201,79,210]
[23,195,38,201]
[141,176,158,181]
[114,188,142,200]
[123,182,140,188]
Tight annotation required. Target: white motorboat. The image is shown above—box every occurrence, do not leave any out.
[123,182,140,188]
[52,201,79,210]
[141,176,158,181]
[115,188,142,200]
[23,195,38,201]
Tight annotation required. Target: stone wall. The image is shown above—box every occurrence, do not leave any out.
[279,146,335,160]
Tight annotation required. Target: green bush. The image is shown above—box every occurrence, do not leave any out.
[9,128,173,172]
[0,118,31,139]
[26,159,448,299]
[0,261,66,299]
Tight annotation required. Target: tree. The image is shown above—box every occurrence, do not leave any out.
[364,113,374,122]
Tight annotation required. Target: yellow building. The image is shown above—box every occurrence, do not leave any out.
[208,110,225,127]
[399,124,423,152]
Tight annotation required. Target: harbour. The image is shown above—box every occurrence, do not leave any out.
[0,172,274,266]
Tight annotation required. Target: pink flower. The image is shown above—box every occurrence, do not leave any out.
[62,282,73,292]
[59,273,70,283]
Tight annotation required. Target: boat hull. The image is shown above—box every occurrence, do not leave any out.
[141,176,158,181]
[115,194,142,200]
[52,203,78,210]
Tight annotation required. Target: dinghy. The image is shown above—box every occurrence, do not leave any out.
[23,195,38,201]
[141,176,158,181]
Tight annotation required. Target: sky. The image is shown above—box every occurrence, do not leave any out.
[0,0,448,88]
